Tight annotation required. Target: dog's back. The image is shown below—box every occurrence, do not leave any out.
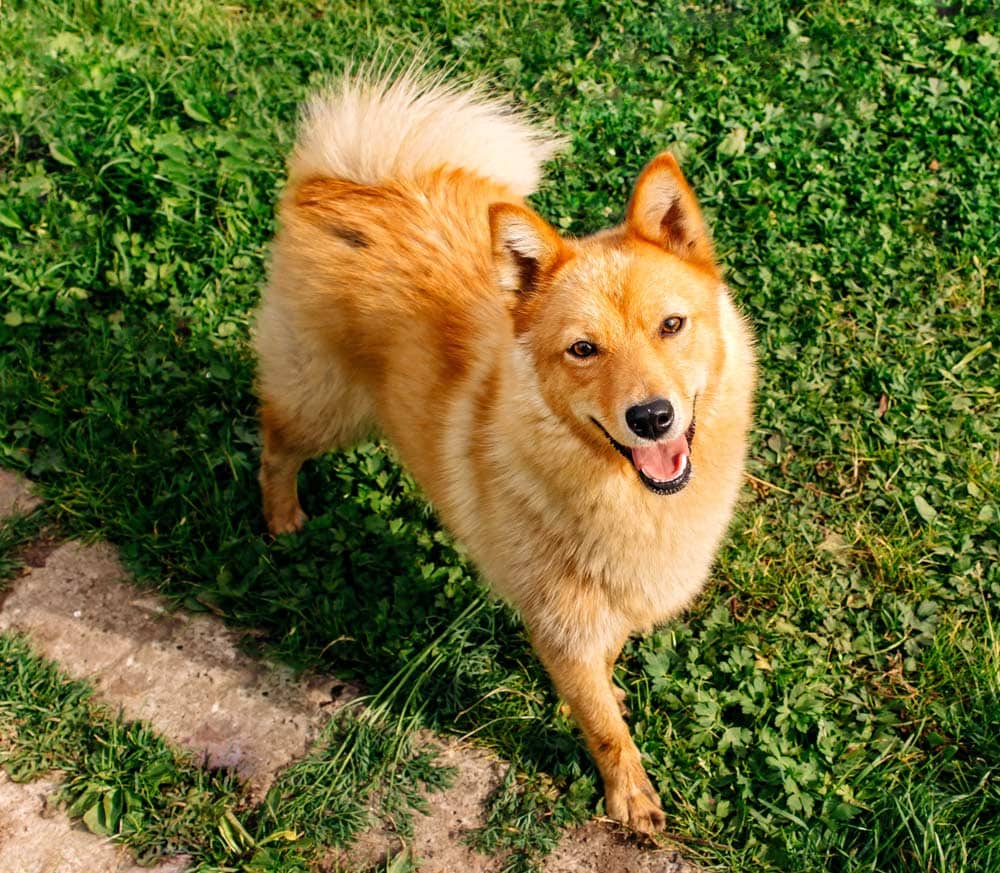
[255,69,564,525]
[258,68,559,399]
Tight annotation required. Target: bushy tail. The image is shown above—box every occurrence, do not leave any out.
[288,63,565,197]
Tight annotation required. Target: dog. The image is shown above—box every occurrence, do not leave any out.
[254,67,755,833]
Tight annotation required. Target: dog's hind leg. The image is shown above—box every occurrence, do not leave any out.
[606,649,630,717]
[258,371,372,535]
[256,304,373,535]
[259,405,312,535]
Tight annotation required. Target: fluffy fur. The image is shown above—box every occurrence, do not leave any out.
[289,65,564,195]
[255,67,755,833]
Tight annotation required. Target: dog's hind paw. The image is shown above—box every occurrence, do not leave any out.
[266,506,307,536]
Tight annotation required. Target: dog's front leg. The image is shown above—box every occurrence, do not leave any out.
[532,634,665,833]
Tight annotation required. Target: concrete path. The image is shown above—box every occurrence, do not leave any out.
[0,469,42,518]
[0,771,189,873]
[0,470,703,872]
[0,539,348,797]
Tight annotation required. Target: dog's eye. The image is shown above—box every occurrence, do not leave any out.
[661,316,686,336]
[568,340,598,358]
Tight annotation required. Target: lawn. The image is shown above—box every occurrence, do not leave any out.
[1,0,998,870]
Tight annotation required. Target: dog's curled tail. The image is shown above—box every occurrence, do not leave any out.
[288,64,565,197]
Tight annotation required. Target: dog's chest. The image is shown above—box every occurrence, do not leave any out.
[570,495,722,625]
[474,476,722,626]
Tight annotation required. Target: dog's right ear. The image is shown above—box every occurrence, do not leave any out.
[489,203,564,295]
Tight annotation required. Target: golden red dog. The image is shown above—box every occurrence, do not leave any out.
[255,68,755,832]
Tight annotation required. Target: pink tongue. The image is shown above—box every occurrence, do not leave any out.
[631,434,689,482]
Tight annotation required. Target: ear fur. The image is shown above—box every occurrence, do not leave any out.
[625,152,715,268]
[489,202,564,294]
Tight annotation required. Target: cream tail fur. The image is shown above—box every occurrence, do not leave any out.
[288,64,565,195]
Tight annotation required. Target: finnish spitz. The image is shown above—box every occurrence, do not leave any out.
[255,67,755,832]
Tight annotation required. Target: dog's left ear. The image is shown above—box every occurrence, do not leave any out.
[489,203,564,295]
[626,152,716,270]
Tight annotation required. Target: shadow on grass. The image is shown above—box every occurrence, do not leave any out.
[3,309,592,778]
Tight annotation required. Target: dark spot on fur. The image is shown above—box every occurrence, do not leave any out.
[327,224,371,248]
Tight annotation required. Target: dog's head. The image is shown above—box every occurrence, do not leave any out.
[490,152,726,496]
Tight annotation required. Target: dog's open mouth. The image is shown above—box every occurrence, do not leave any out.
[592,417,696,495]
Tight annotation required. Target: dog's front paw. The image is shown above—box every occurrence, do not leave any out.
[606,773,665,834]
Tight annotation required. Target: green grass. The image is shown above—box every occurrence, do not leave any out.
[1,0,998,870]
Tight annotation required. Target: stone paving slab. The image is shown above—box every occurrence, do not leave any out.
[0,469,41,519]
[0,771,188,873]
[0,540,351,796]
[325,737,509,872]
[409,740,509,872]
[326,735,703,873]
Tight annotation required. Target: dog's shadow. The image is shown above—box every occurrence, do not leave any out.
[28,307,591,787]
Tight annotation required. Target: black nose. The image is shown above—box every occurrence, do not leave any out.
[626,398,674,440]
